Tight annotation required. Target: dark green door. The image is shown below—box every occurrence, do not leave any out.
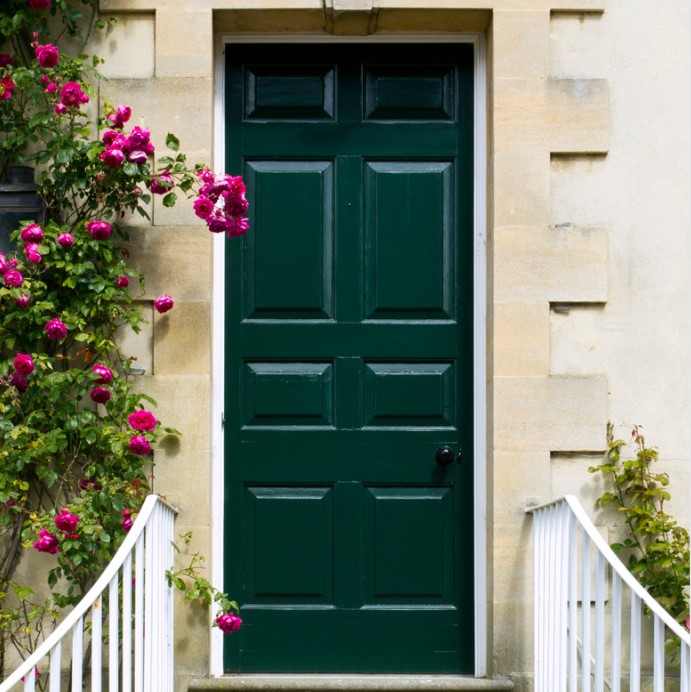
[224,42,475,674]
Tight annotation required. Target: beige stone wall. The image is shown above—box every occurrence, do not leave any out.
[91,2,690,690]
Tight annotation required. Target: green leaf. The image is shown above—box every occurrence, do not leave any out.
[166,133,180,151]
[162,192,177,208]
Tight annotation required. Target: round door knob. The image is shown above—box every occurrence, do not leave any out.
[435,446,455,465]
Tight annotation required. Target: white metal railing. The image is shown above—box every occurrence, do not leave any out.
[0,495,177,692]
[529,495,691,692]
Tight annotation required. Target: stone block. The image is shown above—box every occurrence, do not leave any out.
[492,11,549,80]
[154,300,212,377]
[492,151,550,227]
[550,11,606,79]
[491,601,534,674]
[550,154,610,227]
[155,9,213,78]
[493,450,551,524]
[494,302,550,377]
[124,225,213,301]
[494,78,609,154]
[492,519,534,603]
[548,78,610,153]
[494,225,608,303]
[494,374,607,451]
[115,301,154,374]
[135,374,211,451]
[90,13,155,78]
[99,78,213,155]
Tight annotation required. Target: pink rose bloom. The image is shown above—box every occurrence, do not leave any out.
[20,223,43,243]
[125,126,152,152]
[224,194,249,217]
[115,275,129,288]
[25,244,42,264]
[86,221,112,240]
[53,103,66,115]
[0,54,13,68]
[0,76,15,101]
[129,436,151,456]
[121,515,133,532]
[60,81,88,107]
[54,509,79,533]
[153,295,174,314]
[10,373,28,393]
[216,612,242,634]
[226,175,246,196]
[150,173,173,195]
[90,387,111,404]
[226,216,250,238]
[128,410,157,431]
[193,196,215,219]
[44,318,68,340]
[29,0,51,8]
[127,150,148,164]
[44,82,57,94]
[92,363,114,384]
[102,130,126,148]
[33,528,58,554]
[107,104,132,129]
[206,212,232,235]
[57,233,73,248]
[197,168,215,184]
[79,478,100,492]
[13,293,29,309]
[4,269,23,287]
[0,253,8,273]
[35,43,59,68]
[13,353,34,375]
[100,148,125,168]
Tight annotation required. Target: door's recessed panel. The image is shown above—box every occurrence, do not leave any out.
[243,362,334,427]
[244,486,335,604]
[245,65,335,120]
[364,161,454,320]
[363,362,455,428]
[364,486,455,604]
[364,66,456,121]
[244,161,334,320]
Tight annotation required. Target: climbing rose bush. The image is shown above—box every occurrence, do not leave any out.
[0,0,244,676]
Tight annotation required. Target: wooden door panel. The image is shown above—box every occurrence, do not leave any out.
[244,161,334,319]
[225,42,474,673]
[364,486,455,603]
[243,486,335,604]
[364,161,454,319]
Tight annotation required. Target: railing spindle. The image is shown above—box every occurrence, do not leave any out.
[0,496,177,692]
[529,496,690,692]
[611,573,621,692]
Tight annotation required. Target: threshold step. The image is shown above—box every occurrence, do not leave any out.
[187,675,514,692]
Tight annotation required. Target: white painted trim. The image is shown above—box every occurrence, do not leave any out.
[211,33,489,678]
[210,32,227,677]
[471,32,488,678]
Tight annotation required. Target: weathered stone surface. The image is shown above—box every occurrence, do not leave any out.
[494,303,550,376]
[155,9,213,78]
[494,375,607,451]
[124,226,213,300]
[494,225,608,303]
[154,300,212,376]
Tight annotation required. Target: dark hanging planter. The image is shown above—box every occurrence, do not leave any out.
[0,165,46,253]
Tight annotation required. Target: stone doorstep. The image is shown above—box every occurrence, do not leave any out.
[186,675,515,691]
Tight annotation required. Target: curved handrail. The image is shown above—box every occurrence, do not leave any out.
[528,494,690,644]
[0,494,178,691]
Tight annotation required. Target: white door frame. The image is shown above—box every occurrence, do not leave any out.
[210,32,488,677]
